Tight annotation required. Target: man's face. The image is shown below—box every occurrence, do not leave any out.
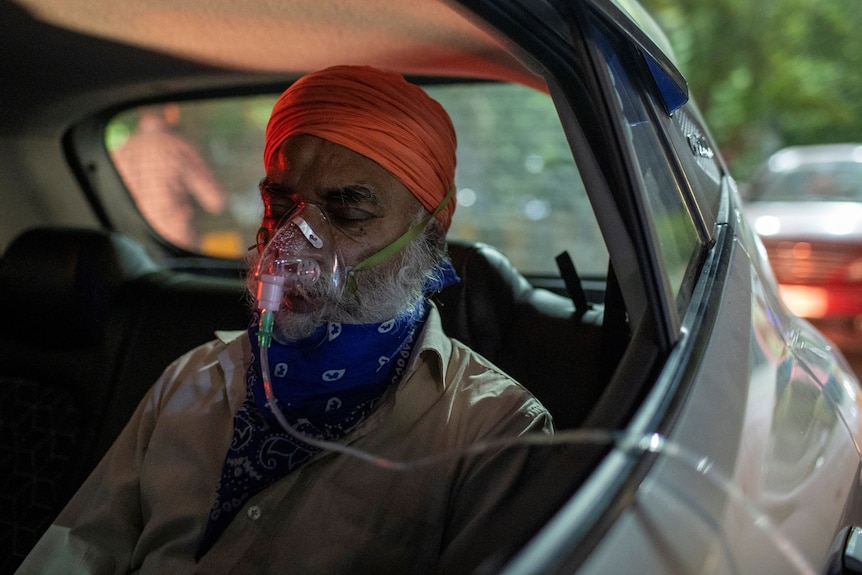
[252,134,438,340]
[262,134,424,266]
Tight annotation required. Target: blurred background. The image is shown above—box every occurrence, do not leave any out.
[643,0,862,375]
[642,0,862,180]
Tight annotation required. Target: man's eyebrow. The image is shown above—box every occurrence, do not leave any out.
[258,177,292,196]
[322,185,380,206]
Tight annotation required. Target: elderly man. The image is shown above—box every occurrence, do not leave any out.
[17,65,552,575]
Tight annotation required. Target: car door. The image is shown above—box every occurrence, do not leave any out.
[565,3,861,574]
[456,0,862,573]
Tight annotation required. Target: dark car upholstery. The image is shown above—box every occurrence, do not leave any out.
[0,228,161,569]
[0,228,249,569]
[433,241,605,427]
[0,227,605,570]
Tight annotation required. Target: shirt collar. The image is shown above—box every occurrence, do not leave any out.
[216,329,252,415]
[216,329,246,346]
[404,302,450,392]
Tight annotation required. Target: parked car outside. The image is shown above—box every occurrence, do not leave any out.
[2,0,862,573]
[742,144,862,364]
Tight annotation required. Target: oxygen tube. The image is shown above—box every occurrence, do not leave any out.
[254,185,457,439]
[252,200,814,573]
[253,191,460,468]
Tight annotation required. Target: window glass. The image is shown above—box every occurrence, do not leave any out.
[427,84,606,277]
[595,24,701,303]
[106,98,274,257]
[106,84,606,277]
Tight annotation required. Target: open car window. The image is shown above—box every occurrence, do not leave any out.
[105,82,608,280]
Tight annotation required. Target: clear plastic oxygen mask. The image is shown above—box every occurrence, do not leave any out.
[255,201,346,347]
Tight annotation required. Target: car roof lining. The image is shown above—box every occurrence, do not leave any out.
[2,0,550,135]
[11,0,543,85]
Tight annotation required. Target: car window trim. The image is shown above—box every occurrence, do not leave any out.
[502,184,733,575]
[579,8,680,347]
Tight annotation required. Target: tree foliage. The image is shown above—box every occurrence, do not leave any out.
[641,0,862,180]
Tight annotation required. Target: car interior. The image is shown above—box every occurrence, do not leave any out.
[10,0,862,571]
[0,226,627,569]
[0,0,690,570]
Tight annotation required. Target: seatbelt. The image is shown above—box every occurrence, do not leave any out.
[555,251,590,318]
[599,263,629,384]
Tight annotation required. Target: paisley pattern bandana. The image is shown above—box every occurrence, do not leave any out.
[195,258,459,560]
[195,301,428,559]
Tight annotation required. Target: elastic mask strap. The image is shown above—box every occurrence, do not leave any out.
[348,185,455,293]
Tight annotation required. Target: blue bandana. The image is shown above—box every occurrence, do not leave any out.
[195,259,458,560]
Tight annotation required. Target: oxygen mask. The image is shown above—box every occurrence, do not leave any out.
[255,201,346,324]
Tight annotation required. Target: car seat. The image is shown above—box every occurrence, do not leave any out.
[435,240,606,430]
[0,229,608,571]
[0,227,159,571]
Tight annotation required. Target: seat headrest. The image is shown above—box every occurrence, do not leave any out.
[0,227,159,347]
[435,240,574,362]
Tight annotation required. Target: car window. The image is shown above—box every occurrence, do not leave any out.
[106,98,275,258]
[593,20,702,307]
[105,83,607,278]
[427,84,606,278]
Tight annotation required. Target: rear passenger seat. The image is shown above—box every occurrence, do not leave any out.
[0,227,249,570]
[0,226,605,571]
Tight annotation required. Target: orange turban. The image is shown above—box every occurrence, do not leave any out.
[264,65,457,230]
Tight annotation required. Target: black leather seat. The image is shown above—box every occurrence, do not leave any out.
[0,227,160,571]
[0,227,253,571]
[435,241,605,430]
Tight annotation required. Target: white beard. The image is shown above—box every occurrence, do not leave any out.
[247,230,444,342]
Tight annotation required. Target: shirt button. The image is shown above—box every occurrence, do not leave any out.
[247,506,262,520]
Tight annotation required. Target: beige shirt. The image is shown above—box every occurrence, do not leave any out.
[17,306,552,574]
